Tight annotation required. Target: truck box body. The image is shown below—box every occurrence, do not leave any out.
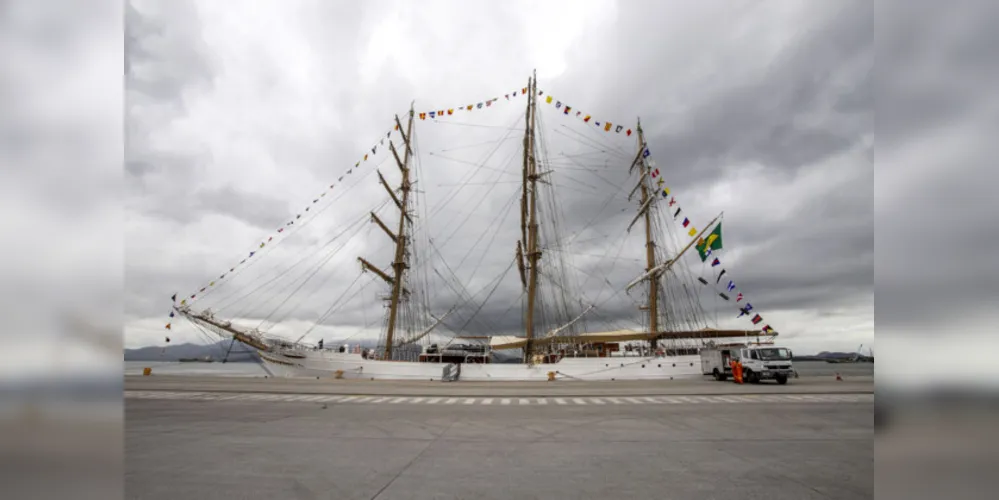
[700,347,735,378]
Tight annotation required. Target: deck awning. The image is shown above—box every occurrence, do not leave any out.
[488,330,647,350]
[488,328,771,350]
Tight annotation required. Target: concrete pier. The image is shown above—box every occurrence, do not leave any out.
[125,373,873,397]
[126,375,873,499]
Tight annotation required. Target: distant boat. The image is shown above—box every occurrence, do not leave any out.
[178,356,214,363]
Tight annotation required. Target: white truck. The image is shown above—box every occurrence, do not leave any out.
[700,344,795,384]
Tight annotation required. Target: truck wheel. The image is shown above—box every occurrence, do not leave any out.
[713,369,721,381]
[746,370,760,384]
[775,374,788,385]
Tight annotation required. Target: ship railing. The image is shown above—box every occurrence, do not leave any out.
[463,354,489,364]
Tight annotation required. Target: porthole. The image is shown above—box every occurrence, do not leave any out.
[641,364,645,368]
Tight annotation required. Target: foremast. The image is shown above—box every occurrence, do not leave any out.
[517,70,541,363]
[358,104,416,360]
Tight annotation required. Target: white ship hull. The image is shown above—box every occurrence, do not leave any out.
[257,349,702,381]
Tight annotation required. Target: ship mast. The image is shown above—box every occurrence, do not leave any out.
[519,70,541,362]
[636,120,660,348]
[358,104,415,360]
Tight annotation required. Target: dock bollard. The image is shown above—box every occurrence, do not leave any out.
[142,367,152,376]
[547,371,556,382]
[334,370,344,380]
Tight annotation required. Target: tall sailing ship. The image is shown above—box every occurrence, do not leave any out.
[169,72,775,381]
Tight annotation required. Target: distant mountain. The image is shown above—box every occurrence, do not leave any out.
[817,351,855,358]
[124,341,258,362]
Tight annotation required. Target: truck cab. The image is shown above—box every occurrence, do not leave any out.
[737,346,794,384]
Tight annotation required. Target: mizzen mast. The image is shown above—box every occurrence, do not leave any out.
[358,104,415,360]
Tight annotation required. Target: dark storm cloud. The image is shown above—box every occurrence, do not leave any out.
[875,0,999,331]
[546,1,872,189]
[522,1,874,332]
[877,0,999,147]
[488,1,877,334]
[125,0,877,352]
[651,5,871,187]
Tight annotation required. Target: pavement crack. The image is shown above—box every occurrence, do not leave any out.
[368,416,459,500]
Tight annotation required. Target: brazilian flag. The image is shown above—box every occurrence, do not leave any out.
[696,223,723,261]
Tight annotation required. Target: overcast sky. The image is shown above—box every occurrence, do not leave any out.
[124,0,874,354]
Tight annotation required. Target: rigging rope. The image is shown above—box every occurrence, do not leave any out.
[294,272,368,343]
[259,223,376,332]
[220,208,374,319]
[427,113,524,220]
[191,153,391,305]
[209,195,388,314]
[456,256,517,334]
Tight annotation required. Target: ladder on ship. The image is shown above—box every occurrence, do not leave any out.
[442,363,461,382]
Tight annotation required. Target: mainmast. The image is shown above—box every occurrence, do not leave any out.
[358,104,415,360]
[636,120,660,348]
[518,70,541,362]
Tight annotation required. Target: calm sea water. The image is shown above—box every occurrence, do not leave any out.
[792,361,874,377]
[125,360,873,378]
[124,361,268,377]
